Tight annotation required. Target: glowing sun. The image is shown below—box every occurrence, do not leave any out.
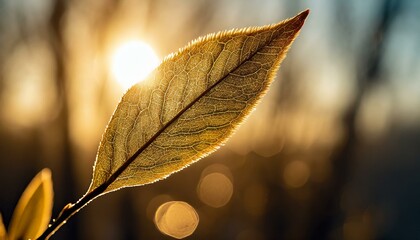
[111,40,159,90]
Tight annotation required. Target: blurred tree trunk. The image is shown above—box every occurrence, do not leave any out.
[48,0,78,239]
[308,0,402,239]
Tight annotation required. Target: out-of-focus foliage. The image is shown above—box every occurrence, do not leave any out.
[1,0,419,239]
[7,169,53,240]
[0,214,6,240]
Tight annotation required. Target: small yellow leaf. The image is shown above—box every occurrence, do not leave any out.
[89,10,309,195]
[0,214,7,240]
[8,169,53,240]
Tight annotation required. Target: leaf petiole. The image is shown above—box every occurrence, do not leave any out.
[35,184,106,240]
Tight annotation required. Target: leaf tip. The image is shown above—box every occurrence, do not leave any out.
[40,168,52,181]
[292,9,310,30]
[299,9,310,20]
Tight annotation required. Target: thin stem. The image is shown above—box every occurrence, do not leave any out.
[36,135,144,240]
[36,184,106,240]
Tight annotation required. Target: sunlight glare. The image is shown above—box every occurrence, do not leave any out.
[111,40,159,90]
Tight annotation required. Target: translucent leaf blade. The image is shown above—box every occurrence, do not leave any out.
[0,214,6,240]
[90,10,309,194]
[8,169,53,240]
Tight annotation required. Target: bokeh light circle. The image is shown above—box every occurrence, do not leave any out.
[154,201,199,239]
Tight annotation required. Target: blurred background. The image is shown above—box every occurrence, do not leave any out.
[1,0,420,239]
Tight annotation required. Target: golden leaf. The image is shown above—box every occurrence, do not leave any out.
[8,169,53,240]
[0,214,7,240]
[89,10,309,194]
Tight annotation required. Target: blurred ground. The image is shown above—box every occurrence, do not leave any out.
[1,0,420,239]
